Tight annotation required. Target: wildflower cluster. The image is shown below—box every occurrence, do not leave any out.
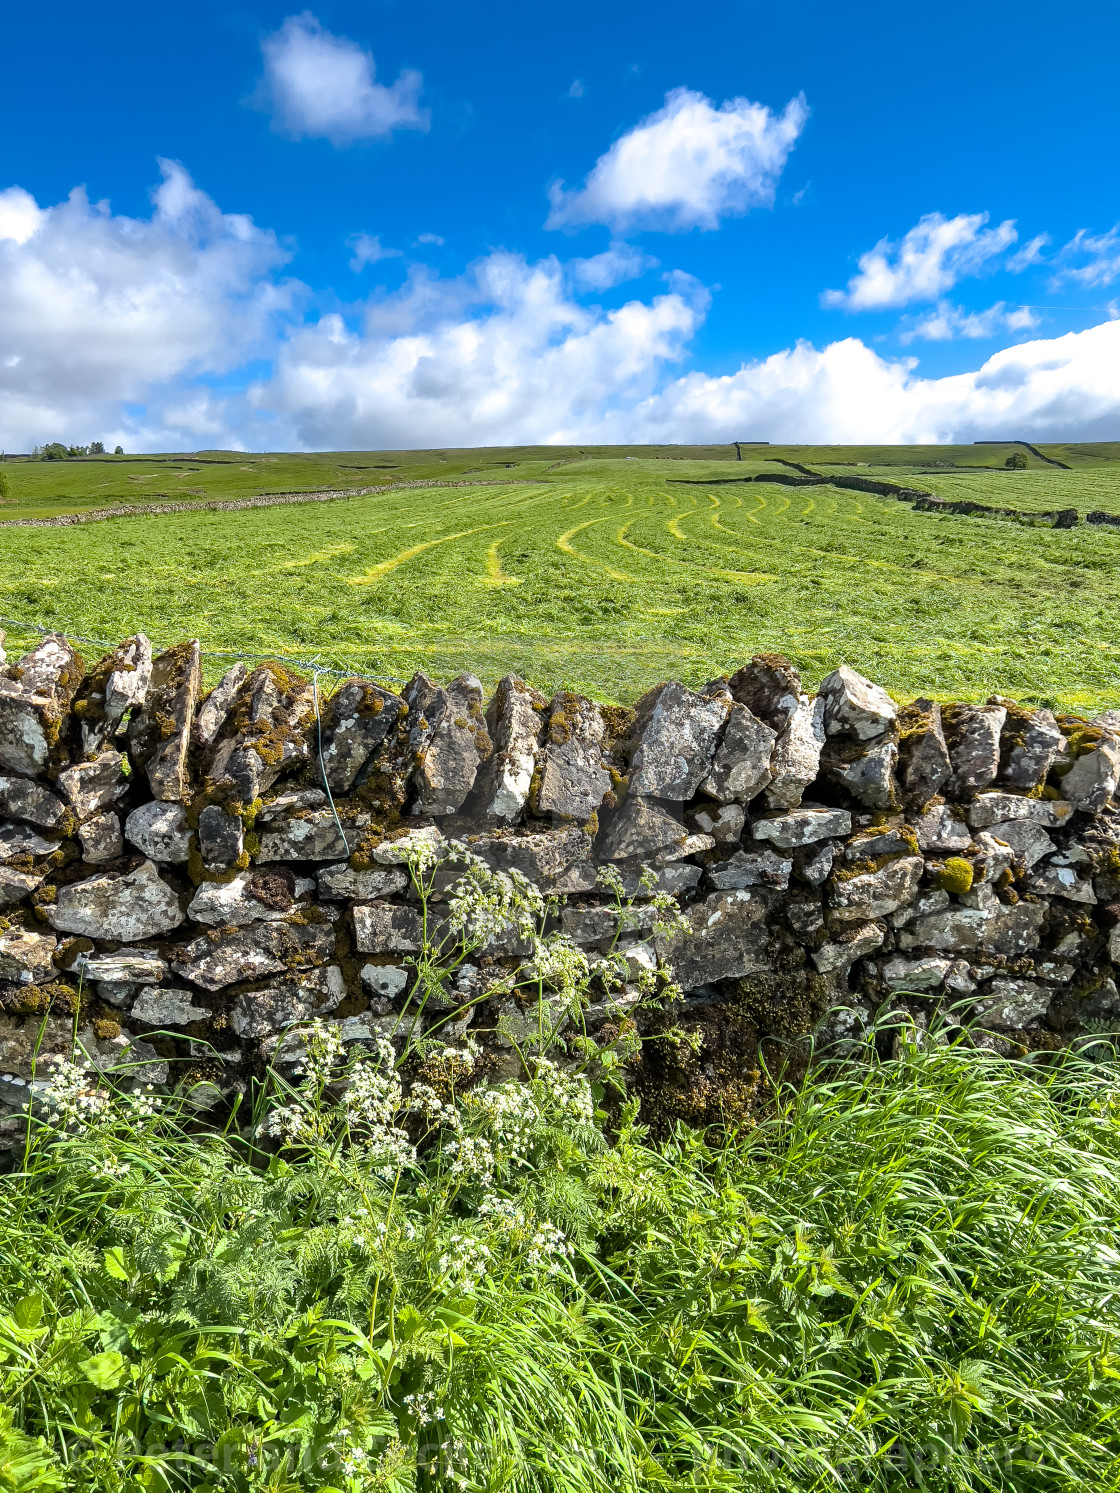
[46,1059,111,1127]
[437,1232,492,1288]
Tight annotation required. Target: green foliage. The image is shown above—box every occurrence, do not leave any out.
[1005,451,1030,469]
[0,468,8,502]
[2,845,1120,1490]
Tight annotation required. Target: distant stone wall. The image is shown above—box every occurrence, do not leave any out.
[2,630,1119,1143]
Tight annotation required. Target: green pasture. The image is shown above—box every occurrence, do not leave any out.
[3,451,1120,709]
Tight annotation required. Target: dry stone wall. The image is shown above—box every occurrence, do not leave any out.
[2,630,1120,1143]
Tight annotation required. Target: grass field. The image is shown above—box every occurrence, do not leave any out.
[3,444,1120,709]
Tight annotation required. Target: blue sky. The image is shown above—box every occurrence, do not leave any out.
[1,0,1119,450]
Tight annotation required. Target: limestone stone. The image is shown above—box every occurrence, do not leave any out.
[0,634,83,777]
[0,821,54,860]
[193,661,247,750]
[707,847,792,890]
[204,664,315,804]
[561,903,659,948]
[796,841,836,886]
[125,800,192,863]
[78,811,123,864]
[352,901,423,954]
[76,634,153,756]
[657,888,774,987]
[131,986,212,1026]
[823,738,898,809]
[74,951,168,984]
[47,859,184,941]
[689,803,745,843]
[752,805,852,849]
[616,862,703,896]
[898,700,952,806]
[258,790,327,821]
[627,681,730,801]
[944,703,1007,797]
[188,869,297,925]
[319,678,406,793]
[728,655,803,733]
[699,703,775,805]
[882,955,952,991]
[370,826,444,864]
[897,899,1045,957]
[914,803,971,853]
[58,751,128,820]
[968,792,1073,829]
[198,805,245,870]
[1059,739,1120,813]
[661,832,715,862]
[0,867,43,906]
[171,918,334,991]
[784,897,825,935]
[818,664,897,741]
[405,672,491,816]
[468,825,593,889]
[256,809,348,862]
[828,855,923,922]
[813,922,885,973]
[844,827,916,860]
[317,863,409,901]
[765,695,827,810]
[360,963,410,999]
[229,965,346,1038]
[1004,708,1067,789]
[128,641,201,801]
[975,977,1051,1028]
[971,831,1016,885]
[531,692,612,821]
[1027,864,1096,904]
[0,929,57,985]
[0,774,67,829]
[597,796,686,862]
[473,674,547,820]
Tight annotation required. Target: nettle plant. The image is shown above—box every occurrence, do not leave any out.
[1,842,689,1493]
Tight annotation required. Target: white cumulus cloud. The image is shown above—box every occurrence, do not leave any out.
[348,234,401,271]
[898,299,1038,344]
[1049,226,1120,289]
[822,211,1018,311]
[257,12,428,146]
[568,243,659,291]
[546,86,808,234]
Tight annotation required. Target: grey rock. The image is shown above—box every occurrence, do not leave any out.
[968,791,1073,829]
[230,965,346,1038]
[0,821,54,860]
[823,737,898,809]
[188,869,297,925]
[1004,708,1067,789]
[0,634,83,777]
[548,861,600,893]
[813,921,886,973]
[193,661,247,750]
[818,664,897,740]
[616,862,703,896]
[204,665,315,804]
[657,888,774,987]
[797,841,836,887]
[370,826,444,864]
[468,825,593,890]
[1110,924,1120,964]
[828,855,924,922]
[708,847,792,890]
[58,751,128,820]
[47,859,184,941]
[882,955,952,991]
[753,805,852,849]
[0,929,57,985]
[474,675,547,820]
[128,641,201,801]
[0,866,42,906]
[844,827,916,860]
[914,803,972,853]
[125,800,192,863]
[0,775,67,830]
[561,903,659,948]
[765,695,826,810]
[972,830,1016,885]
[890,889,950,927]
[662,832,716,862]
[597,796,686,862]
[531,692,612,821]
[785,897,825,934]
[317,863,409,901]
[945,703,1007,797]
[198,804,245,870]
[78,634,153,756]
[898,899,1045,957]
[1027,864,1096,903]
[73,951,168,984]
[975,977,1051,1028]
[79,811,123,864]
[320,678,405,793]
[405,672,491,816]
[1060,739,1120,813]
[131,986,212,1026]
[628,681,730,801]
[898,700,952,806]
[728,655,804,732]
[352,901,423,954]
[699,703,775,805]
[77,1026,167,1086]
[171,918,334,991]
[257,790,327,821]
[360,963,409,999]
[256,809,349,863]
[688,803,745,843]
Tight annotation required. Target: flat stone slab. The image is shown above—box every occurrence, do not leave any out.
[46,860,184,941]
[126,800,192,863]
[171,919,335,991]
[753,805,851,849]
